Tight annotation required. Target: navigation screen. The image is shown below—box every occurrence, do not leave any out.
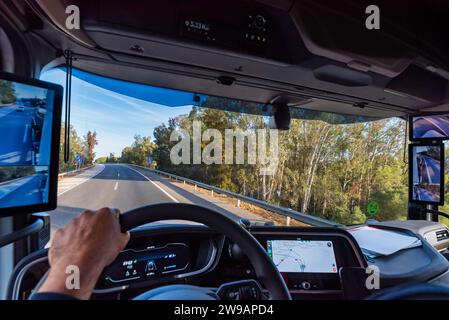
[267,240,337,273]
[0,78,59,211]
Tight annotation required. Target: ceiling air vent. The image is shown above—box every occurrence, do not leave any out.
[436,229,449,242]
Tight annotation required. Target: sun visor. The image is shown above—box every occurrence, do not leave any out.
[290,1,414,77]
[63,67,395,125]
[65,67,202,107]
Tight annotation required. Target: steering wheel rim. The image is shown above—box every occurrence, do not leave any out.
[119,202,291,300]
[367,283,449,300]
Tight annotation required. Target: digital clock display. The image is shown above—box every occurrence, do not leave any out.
[184,19,210,32]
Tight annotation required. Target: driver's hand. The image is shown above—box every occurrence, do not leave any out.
[38,208,130,300]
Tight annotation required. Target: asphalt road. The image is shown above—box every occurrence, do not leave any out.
[416,154,440,184]
[0,104,36,165]
[413,116,449,139]
[414,186,439,202]
[0,173,46,207]
[51,164,186,230]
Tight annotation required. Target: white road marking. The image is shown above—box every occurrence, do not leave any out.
[0,105,17,119]
[114,181,118,191]
[58,164,105,196]
[23,124,29,143]
[126,165,179,203]
[424,117,449,136]
[423,157,433,184]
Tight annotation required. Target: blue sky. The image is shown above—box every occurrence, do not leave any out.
[14,82,47,100]
[40,69,193,158]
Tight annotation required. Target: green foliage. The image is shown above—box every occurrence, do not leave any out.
[106,153,118,163]
[120,99,410,225]
[120,135,156,167]
[59,124,99,172]
[96,157,108,163]
[0,80,16,104]
[0,166,36,183]
[59,123,87,173]
[85,131,98,165]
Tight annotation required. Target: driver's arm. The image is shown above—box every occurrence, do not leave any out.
[30,208,130,300]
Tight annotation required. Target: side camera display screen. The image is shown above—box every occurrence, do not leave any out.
[411,114,449,141]
[410,144,444,204]
[0,79,57,209]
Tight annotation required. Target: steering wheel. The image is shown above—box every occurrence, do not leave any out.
[367,283,449,300]
[119,203,291,300]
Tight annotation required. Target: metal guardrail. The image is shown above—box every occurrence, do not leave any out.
[58,165,94,177]
[128,164,342,228]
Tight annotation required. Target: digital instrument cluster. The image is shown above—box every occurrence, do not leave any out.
[97,243,190,289]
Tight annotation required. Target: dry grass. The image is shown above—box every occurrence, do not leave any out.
[172,178,308,227]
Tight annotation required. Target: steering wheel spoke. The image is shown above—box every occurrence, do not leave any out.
[120,203,291,300]
[217,279,264,300]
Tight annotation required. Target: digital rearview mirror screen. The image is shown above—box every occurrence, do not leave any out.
[0,77,60,212]
[410,144,444,205]
[411,114,449,141]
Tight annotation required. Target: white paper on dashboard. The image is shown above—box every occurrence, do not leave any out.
[348,226,422,258]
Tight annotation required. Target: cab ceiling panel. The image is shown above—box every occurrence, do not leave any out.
[84,0,304,65]
[76,0,416,112]
[30,0,449,115]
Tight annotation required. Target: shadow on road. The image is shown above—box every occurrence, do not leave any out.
[90,165,147,181]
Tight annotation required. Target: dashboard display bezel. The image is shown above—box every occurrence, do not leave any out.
[96,242,192,290]
[266,239,338,274]
[253,230,365,291]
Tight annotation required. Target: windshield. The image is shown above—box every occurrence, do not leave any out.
[40,69,416,231]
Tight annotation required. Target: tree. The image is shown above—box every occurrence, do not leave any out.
[96,156,108,163]
[0,80,16,104]
[106,152,118,163]
[85,131,98,165]
[120,135,156,166]
[59,123,86,172]
[121,98,409,225]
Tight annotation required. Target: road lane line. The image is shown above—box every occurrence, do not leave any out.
[126,165,179,203]
[423,157,432,184]
[114,181,118,191]
[58,164,105,196]
[23,124,29,143]
[425,117,449,136]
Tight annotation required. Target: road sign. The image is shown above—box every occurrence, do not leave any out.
[75,154,83,165]
[146,156,153,165]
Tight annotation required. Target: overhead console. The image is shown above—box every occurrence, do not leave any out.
[82,0,305,64]
[289,0,414,77]
[32,0,449,115]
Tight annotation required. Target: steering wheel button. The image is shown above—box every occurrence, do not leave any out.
[301,281,311,290]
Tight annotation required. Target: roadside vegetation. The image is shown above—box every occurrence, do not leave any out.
[61,101,449,225]
[110,104,415,225]
[58,123,98,173]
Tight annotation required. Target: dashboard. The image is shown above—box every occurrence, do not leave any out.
[8,223,449,300]
[95,226,368,299]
